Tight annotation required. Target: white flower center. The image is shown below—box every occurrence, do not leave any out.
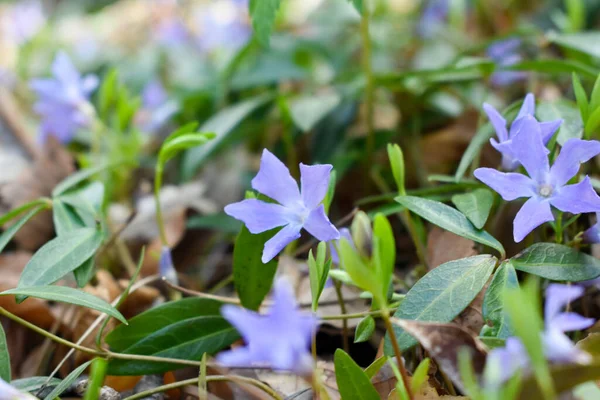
[538,184,553,198]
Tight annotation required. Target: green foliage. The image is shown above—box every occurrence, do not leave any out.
[334,349,380,400]
[0,324,9,382]
[354,315,375,343]
[249,0,283,46]
[42,360,92,400]
[451,188,494,229]
[387,144,406,196]
[288,92,341,132]
[510,243,600,281]
[11,377,62,393]
[105,298,237,375]
[233,226,279,311]
[1,286,126,324]
[0,205,48,254]
[395,196,505,258]
[308,242,331,312]
[481,262,519,339]
[386,255,496,352]
[83,358,108,400]
[411,358,431,394]
[537,100,584,144]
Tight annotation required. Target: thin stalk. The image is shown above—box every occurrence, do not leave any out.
[382,310,413,400]
[321,308,398,320]
[122,376,283,400]
[555,212,563,244]
[154,163,168,246]
[361,1,375,166]
[401,209,428,269]
[333,281,350,352]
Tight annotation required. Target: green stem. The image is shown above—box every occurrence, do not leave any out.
[381,310,414,400]
[555,212,563,244]
[361,1,375,166]
[154,163,168,246]
[333,280,350,353]
[321,308,398,320]
[122,376,283,400]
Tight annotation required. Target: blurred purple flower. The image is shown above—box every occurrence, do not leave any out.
[487,38,527,86]
[474,116,600,242]
[484,93,562,171]
[218,278,318,374]
[417,0,449,38]
[1,0,45,45]
[155,18,190,47]
[584,212,600,244]
[136,79,177,134]
[485,284,593,386]
[194,0,251,53]
[30,51,98,144]
[0,377,35,399]
[225,149,340,263]
[159,246,178,285]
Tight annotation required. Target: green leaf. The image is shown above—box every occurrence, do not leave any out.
[43,360,92,400]
[411,358,431,394]
[159,132,215,165]
[249,0,282,46]
[1,286,126,324]
[233,226,278,311]
[308,242,331,312]
[52,163,116,197]
[511,243,600,281]
[52,199,86,236]
[0,323,9,382]
[386,255,496,352]
[572,73,589,123]
[481,262,519,339]
[338,239,379,295]
[506,59,597,79]
[182,94,273,179]
[0,198,50,226]
[518,363,600,400]
[451,188,494,229]
[84,358,108,400]
[373,213,395,302]
[187,213,243,234]
[537,100,584,145]
[289,92,341,132]
[105,298,237,375]
[549,31,600,59]
[387,144,406,196]
[17,228,104,300]
[364,356,388,379]
[347,0,363,14]
[334,349,380,400]
[395,196,505,258]
[354,315,375,343]
[98,69,118,119]
[11,377,62,393]
[0,205,47,255]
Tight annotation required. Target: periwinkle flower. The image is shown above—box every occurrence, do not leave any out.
[474,115,600,242]
[159,246,178,285]
[136,79,178,134]
[484,93,562,171]
[0,377,35,399]
[1,0,45,45]
[30,51,98,144]
[225,149,340,263]
[417,0,449,38]
[218,278,318,374]
[485,284,594,386]
[583,212,600,244]
[194,0,251,53]
[487,38,527,87]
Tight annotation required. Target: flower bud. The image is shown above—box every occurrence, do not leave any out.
[159,246,178,285]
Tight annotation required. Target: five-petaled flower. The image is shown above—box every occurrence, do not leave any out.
[484,284,594,386]
[30,51,98,144]
[484,93,562,171]
[225,149,340,263]
[217,278,318,374]
[474,115,600,242]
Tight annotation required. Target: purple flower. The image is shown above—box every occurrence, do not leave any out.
[218,278,318,374]
[583,213,600,243]
[155,18,190,47]
[474,116,600,242]
[542,284,594,364]
[330,227,352,265]
[225,149,340,263]
[136,79,177,134]
[417,0,449,38]
[484,93,562,171]
[485,284,594,386]
[487,38,527,86]
[194,0,251,53]
[159,246,178,284]
[0,377,35,399]
[1,0,45,45]
[30,51,98,144]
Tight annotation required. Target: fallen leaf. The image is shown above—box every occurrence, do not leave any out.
[426,228,478,271]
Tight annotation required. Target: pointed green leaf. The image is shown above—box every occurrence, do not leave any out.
[0,205,47,255]
[17,228,103,299]
[0,323,9,382]
[11,377,62,393]
[354,315,375,343]
[105,298,237,375]
[386,255,496,352]
[249,0,282,46]
[395,196,505,258]
[334,349,380,400]
[451,188,494,229]
[511,243,600,281]
[52,163,116,197]
[1,286,126,324]
[482,262,519,339]
[572,73,589,123]
[43,360,92,400]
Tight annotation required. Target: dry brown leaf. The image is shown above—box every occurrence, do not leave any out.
[392,319,488,394]
[452,287,486,336]
[426,227,478,271]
